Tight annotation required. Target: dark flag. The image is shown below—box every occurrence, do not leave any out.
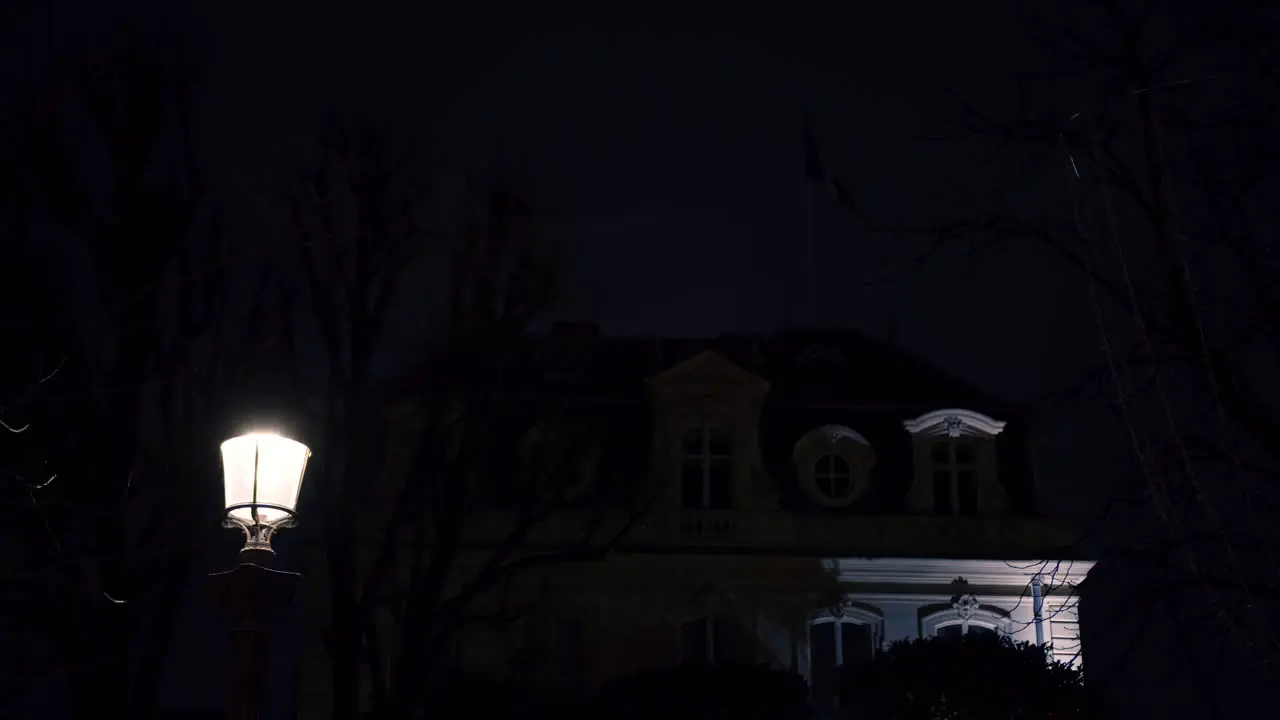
[804,118,827,183]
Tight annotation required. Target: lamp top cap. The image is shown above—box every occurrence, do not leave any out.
[221,431,311,454]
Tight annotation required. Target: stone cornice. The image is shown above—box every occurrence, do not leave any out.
[822,557,1094,588]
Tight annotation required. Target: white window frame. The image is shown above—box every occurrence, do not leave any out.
[808,607,884,668]
[921,607,1011,638]
[681,427,732,509]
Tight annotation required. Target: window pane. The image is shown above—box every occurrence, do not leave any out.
[816,455,852,499]
[681,460,704,509]
[954,442,975,464]
[816,454,849,476]
[708,428,731,456]
[957,470,978,515]
[933,471,953,514]
[714,616,752,664]
[830,475,850,498]
[930,442,950,464]
[707,458,732,509]
[554,617,586,676]
[681,619,710,664]
[937,624,964,638]
[810,622,837,705]
[830,455,850,475]
[968,625,997,638]
[840,623,874,666]
[681,429,703,455]
[819,474,851,499]
[523,614,550,650]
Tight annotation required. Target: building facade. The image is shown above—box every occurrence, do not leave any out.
[298,326,1092,713]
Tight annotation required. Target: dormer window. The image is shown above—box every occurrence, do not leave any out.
[815,455,853,501]
[903,409,1008,516]
[931,440,978,516]
[681,428,732,509]
[793,426,875,508]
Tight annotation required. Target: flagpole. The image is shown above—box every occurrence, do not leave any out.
[806,180,816,326]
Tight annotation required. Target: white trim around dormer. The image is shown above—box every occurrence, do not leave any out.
[902,408,1007,438]
[816,425,870,446]
[821,557,1095,589]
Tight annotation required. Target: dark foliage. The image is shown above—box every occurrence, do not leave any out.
[841,634,1100,720]
[595,663,811,720]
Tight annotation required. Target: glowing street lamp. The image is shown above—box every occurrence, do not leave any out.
[220,432,311,555]
[214,431,311,720]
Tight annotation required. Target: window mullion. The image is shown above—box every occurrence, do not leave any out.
[833,620,844,666]
[702,430,711,508]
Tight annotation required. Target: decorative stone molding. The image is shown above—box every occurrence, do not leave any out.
[647,351,771,399]
[902,409,1007,438]
[951,593,980,621]
[821,557,1095,589]
[822,425,868,445]
[902,409,1008,515]
[796,344,848,368]
[920,603,1012,637]
[808,603,884,627]
[808,602,888,659]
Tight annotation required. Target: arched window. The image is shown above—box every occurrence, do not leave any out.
[808,607,883,705]
[936,623,998,638]
[920,601,1010,638]
[680,615,752,665]
[681,427,732,510]
[522,611,588,683]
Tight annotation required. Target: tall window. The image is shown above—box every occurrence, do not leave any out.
[524,614,587,680]
[681,616,751,665]
[809,616,879,705]
[814,454,853,500]
[681,428,732,510]
[931,440,978,515]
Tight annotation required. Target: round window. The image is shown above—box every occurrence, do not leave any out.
[814,454,853,500]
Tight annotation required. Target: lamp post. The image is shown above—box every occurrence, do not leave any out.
[211,432,311,720]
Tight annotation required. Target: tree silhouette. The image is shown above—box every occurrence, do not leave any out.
[822,0,1280,710]
[248,122,657,720]
[841,634,1097,720]
[0,26,239,718]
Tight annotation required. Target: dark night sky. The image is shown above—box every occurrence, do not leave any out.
[187,0,1096,396]
[8,0,1235,715]
[6,0,1102,400]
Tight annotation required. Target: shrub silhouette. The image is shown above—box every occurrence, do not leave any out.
[841,633,1101,719]
[596,663,812,720]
